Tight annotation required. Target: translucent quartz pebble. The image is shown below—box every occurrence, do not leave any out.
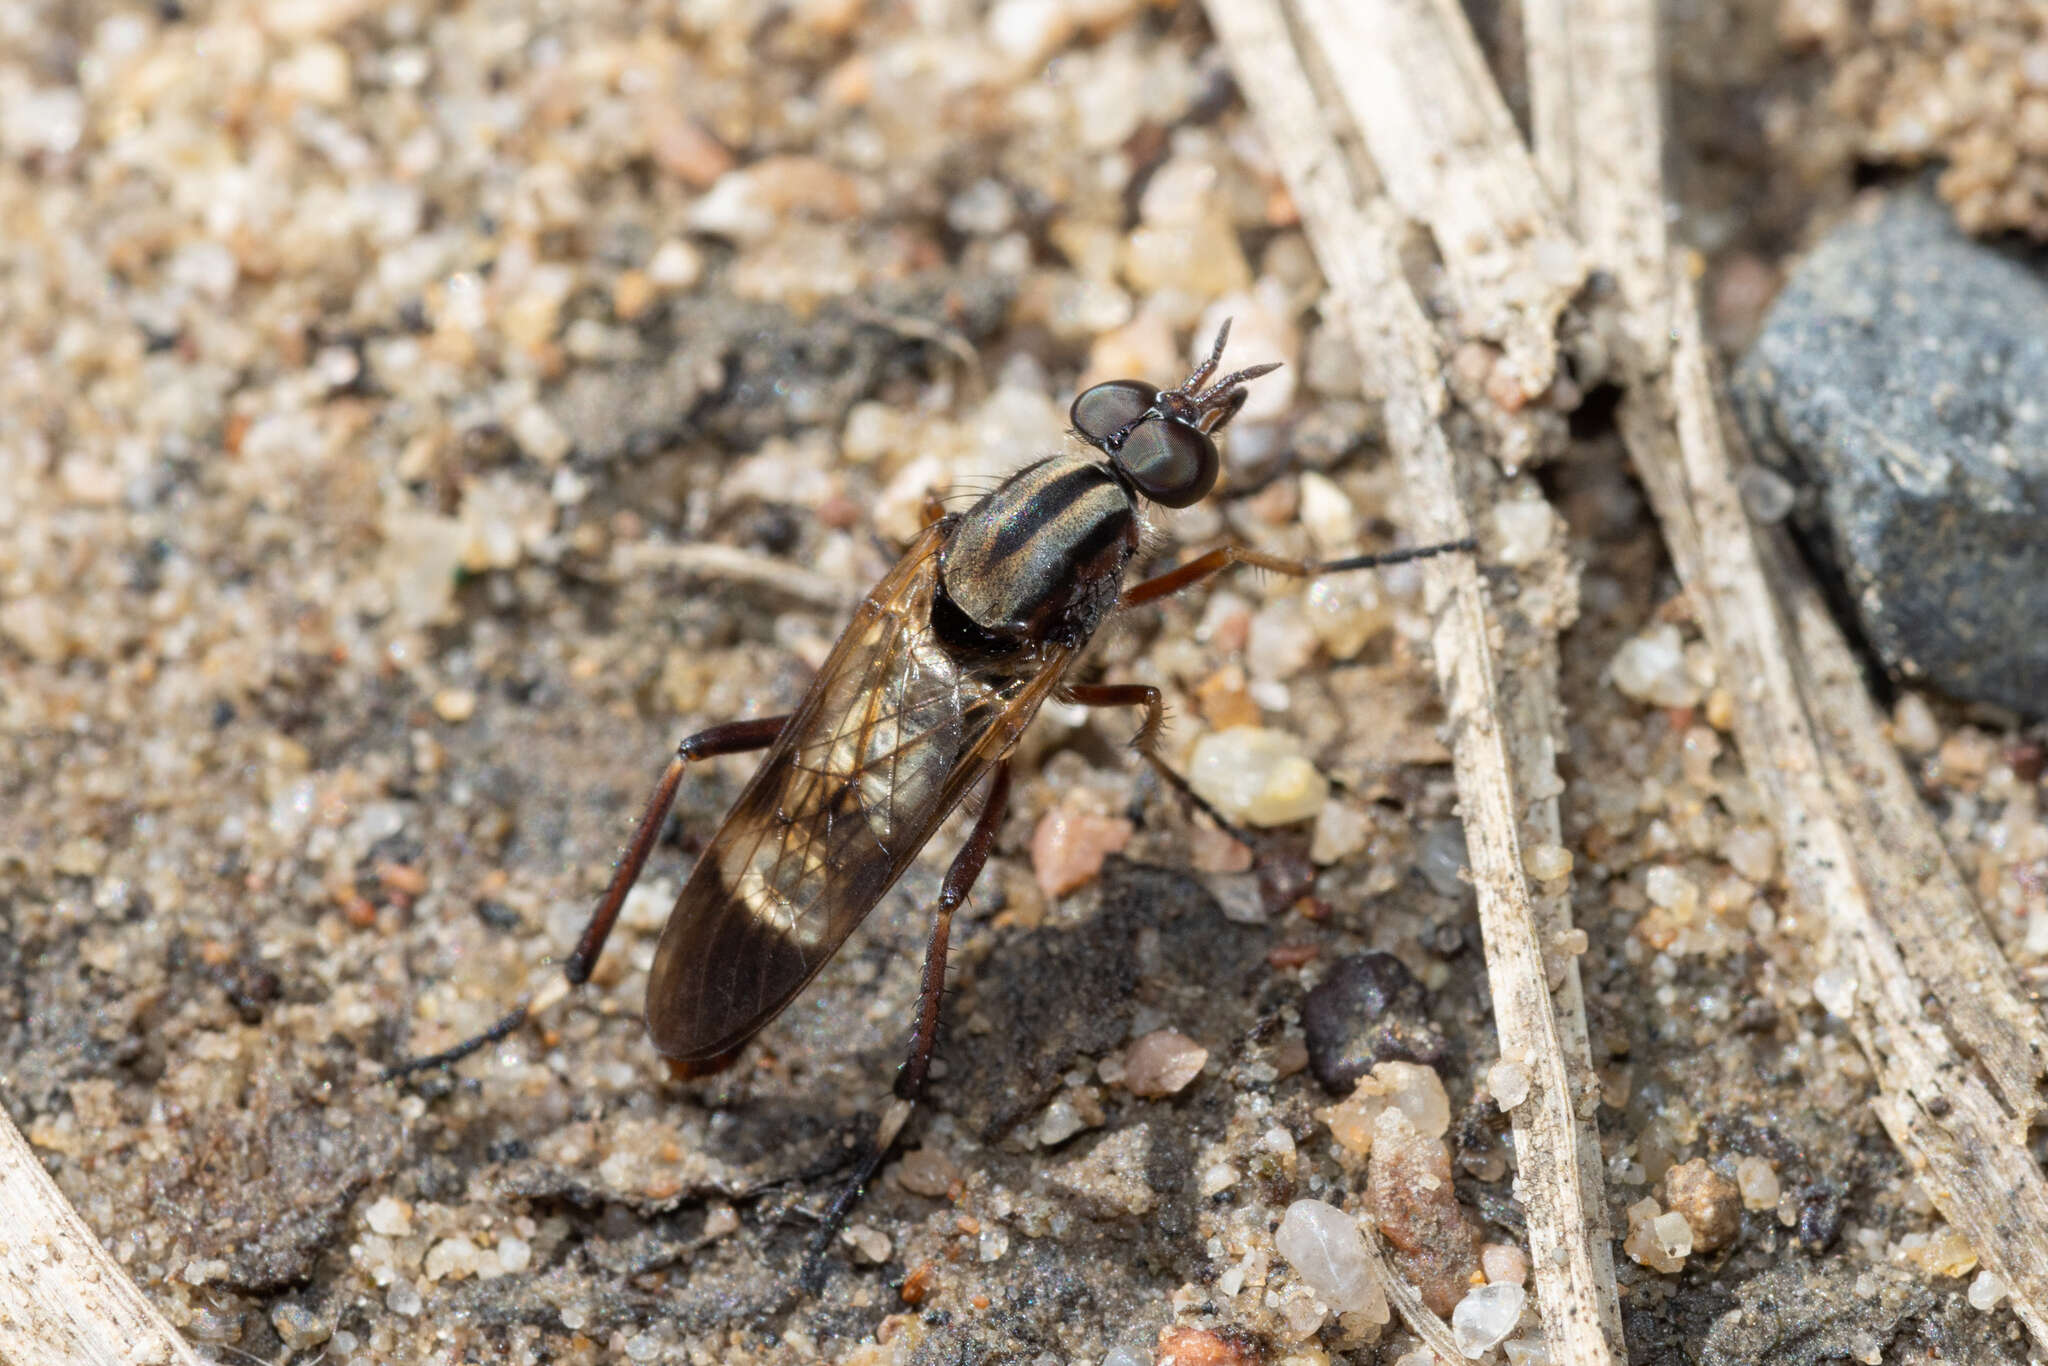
[1452,1282,1527,1358]
[1610,623,1701,707]
[1275,1199,1388,1321]
[1190,727,1328,826]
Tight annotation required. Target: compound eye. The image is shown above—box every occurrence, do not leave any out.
[1070,379,1157,449]
[1112,417,1218,508]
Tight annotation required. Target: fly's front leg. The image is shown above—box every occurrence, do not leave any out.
[802,762,1013,1289]
[1110,543,1483,911]
[1119,537,1477,608]
[382,714,789,1082]
[1110,539,1472,848]
[1064,682,1256,849]
[1061,681,1166,756]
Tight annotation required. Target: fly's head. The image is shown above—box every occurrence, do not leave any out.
[1068,318,1280,510]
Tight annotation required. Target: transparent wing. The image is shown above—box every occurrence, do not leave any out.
[645,523,1073,1065]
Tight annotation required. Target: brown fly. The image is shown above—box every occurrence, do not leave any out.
[384,321,1473,1283]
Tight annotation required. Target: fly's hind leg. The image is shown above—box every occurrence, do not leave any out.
[563,714,792,987]
[381,714,789,1082]
[801,761,1013,1290]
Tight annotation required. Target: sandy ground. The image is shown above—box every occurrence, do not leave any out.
[3,1,2045,1363]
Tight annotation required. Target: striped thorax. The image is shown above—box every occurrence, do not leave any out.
[938,455,1139,650]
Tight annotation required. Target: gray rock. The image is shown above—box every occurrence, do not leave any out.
[1733,190,2048,715]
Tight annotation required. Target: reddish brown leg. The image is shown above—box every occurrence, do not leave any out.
[1065,682,1256,848]
[1105,540,1471,847]
[1120,537,1477,608]
[566,715,789,984]
[383,714,788,1082]
[802,762,1013,1289]
[897,761,1013,1102]
[1062,681,1166,754]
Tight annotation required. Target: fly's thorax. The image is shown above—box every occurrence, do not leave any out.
[937,455,1139,650]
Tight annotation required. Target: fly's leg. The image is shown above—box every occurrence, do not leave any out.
[564,715,790,986]
[896,762,1013,1104]
[1119,537,1477,608]
[1061,681,1166,755]
[801,761,1013,1290]
[1107,539,1473,862]
[382,715,789,1082]
[1061,682,1256,849]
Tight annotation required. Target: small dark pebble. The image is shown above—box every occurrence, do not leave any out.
[1255,845,1316,915]
[220,961,282,1024]
[1420,919,1468,958]
[487,1137,532,1163]
[408,1071,457,1102]
[1300,951,1449,1094]
[475,900,522,932]
[747,503,804,555]
[1795,1181,1845,1253]
[2007,742,2044,785]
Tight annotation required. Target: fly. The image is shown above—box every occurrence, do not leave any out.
[384,321,1474,1284]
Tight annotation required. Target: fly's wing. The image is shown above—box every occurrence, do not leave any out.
[645,522,1073,1066]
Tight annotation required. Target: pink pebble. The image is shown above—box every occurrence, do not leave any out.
[1123,1029,1209,1097]
[1031,805,1134,896]
[1481,1241,1529,1287]
[1188,822,1254,873]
